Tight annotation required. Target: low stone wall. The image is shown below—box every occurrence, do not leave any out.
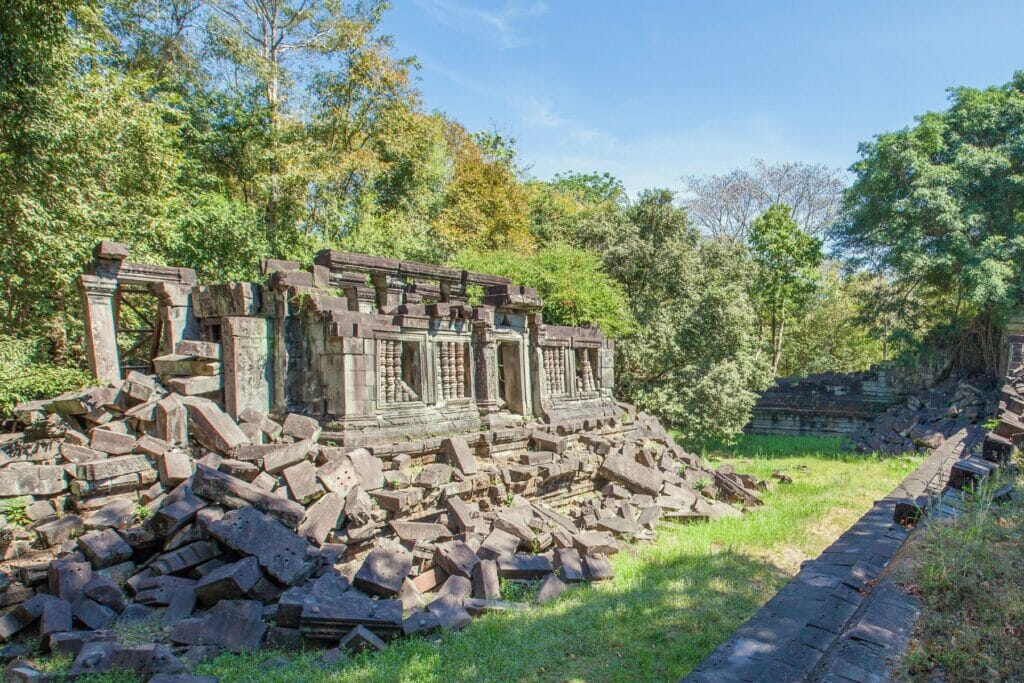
[747,362,940,438]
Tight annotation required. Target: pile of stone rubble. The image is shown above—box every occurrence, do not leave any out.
[0,369,764,679]
[851,374,997,455]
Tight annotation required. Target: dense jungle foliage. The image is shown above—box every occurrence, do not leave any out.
[1,1,1021,439]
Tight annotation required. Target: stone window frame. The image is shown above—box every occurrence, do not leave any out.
[430,334,475,406]
[375,333,429,408]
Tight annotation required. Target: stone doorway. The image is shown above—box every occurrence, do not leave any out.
[115,286,163,376]
[497,341,525,414]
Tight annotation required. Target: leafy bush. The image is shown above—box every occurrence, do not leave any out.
[451,242,634,338]
[0,335,94,417]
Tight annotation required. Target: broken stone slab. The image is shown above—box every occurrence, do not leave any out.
[283,460,323,504]
[402,610,441,637]
[572,531,619,556]
[282,413,322,442]
[478,528,520,561]
[344,486,374,526]
[348,449,385,491]
[553,547,586,582]
[353,545,413,597]
[175,340,222,360]
[446,496,476,532]
[583,554,614,581]
[156,395,188,446]
[299,591,403,641]
[433,541,480,579]
[195,556,261,604]
[598,452,664,495]
[471,559,500,600]
[317,456,358,495]
[72,596,118,630]
[84,575,127,613]
[388,521,451,543]
[133,575,198,606]
[195,600,268,652]
[134,435,171,458]
[414,463,453,489]
[297,491,344,545]
[48,559,93,600]
[496,553,554,579]
[183,399,249,452]
[262,440,315,475]
[536,573,567,604]
[75,454,153,481]
[151,541,221,575]
[530,430,565,454]
[520,451,556,466]
[89,429,137,455]
[339,624,387,654]
[35,514,84,547]
[949,457,997,490]
[207,507,316,586]
[0,465,67,497]
[153,354,221,377]
[157,450,193,487]
[192,464,305,529]
[425,595,472,631]
[168,374,224,396]
[442,436,478,475]
[149,493,206,537]
[60,444,107,464]
[371,488,421,513]
[78,529,133,568]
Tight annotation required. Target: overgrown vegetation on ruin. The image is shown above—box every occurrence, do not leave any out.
[44,436,918,683]
[898,470,1024,682]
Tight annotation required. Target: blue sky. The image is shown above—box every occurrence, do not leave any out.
[381,0,1024,195]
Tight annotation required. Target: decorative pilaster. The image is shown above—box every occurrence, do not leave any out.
[472,320,501,414]
[79,274,121,385]
[153,282,198,355]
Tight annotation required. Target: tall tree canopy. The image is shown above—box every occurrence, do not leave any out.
[836,72,1024,374]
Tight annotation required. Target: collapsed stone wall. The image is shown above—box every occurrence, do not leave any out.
[0,242,769,677]
[746,362,942,438]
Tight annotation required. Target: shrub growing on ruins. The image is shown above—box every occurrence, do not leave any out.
[452,243,634,338]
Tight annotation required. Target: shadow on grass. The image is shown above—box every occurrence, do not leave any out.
[189,548,790,683]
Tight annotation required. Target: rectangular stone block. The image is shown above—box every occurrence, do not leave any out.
[207,507,316,586]
[184,399,249,452]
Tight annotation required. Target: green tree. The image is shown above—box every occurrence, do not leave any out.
[779,263,886,377]
[748,204,823,375]
[836,72,1024,375]
[451,243,632,338]
[607,190,771,442]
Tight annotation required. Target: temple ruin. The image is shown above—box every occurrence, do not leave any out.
[0,241,769,675]
[79,240,619,443]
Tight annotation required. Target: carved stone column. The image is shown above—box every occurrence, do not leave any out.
[153,282,198,355]
[472,318,501,414]
[370,274,405,313]
[222,316,272,419]
[79,274,121,385]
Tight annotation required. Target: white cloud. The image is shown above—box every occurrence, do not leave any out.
[413,0,549,49]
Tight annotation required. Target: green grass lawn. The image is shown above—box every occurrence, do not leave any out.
[157,435,918,683]
[64,436,918,683]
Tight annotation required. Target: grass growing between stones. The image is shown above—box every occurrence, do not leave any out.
[897,470,1024,682]
[78,436,918,683]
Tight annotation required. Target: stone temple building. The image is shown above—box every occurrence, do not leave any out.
[79,241,619,446]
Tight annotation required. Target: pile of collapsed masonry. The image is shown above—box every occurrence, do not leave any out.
[0,371,764,679]
[851,374,998,455]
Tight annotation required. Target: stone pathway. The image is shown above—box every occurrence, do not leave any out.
[683,432,968,683]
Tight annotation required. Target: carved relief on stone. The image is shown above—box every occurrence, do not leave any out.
[379,339,418,404]
[542,347,567,396]
[437,340,469,401]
